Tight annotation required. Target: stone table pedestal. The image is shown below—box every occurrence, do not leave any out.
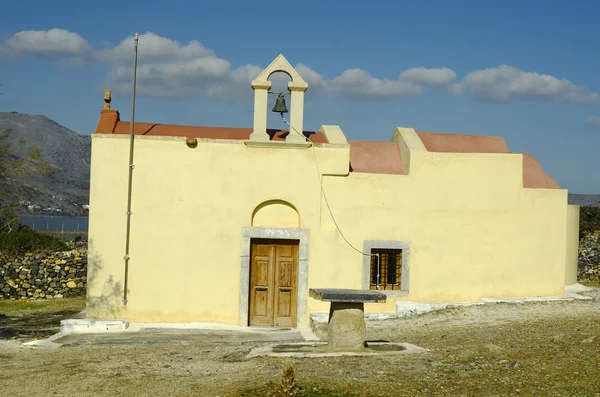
[310,288,387,351]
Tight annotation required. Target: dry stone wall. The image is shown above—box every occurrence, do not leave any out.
[0,249,87,299]
[578,231,600,282]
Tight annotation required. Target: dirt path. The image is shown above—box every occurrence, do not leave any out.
[1,289,599,396]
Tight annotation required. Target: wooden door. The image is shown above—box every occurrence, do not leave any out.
[249,239,298,327]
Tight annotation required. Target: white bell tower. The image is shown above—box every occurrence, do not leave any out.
[248,54,308,144]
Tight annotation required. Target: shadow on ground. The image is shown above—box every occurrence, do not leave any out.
[0,309,82,341]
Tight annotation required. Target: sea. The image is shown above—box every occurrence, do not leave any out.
[19,215,89,232]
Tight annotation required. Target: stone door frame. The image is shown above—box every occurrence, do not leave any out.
[239,227,310,328]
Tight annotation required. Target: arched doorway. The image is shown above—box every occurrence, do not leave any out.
[239,200,309,328]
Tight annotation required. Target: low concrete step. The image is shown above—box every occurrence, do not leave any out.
[60,319,129,334]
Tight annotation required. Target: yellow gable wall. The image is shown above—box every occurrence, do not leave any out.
[86,134,572,326]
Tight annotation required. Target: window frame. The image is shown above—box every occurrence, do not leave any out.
[369,248,403,291]
[362,240,410,296]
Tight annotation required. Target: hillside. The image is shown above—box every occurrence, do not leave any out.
[0,112,91,216]
[569,194,600,207]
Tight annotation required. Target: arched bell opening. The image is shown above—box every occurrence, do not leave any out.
[267,72,293,139]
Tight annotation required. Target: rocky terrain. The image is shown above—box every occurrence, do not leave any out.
[0,112,91,217]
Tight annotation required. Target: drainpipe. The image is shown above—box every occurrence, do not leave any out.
[123,32,139,305]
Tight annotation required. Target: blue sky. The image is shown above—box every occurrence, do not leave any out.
[1,0,599,193]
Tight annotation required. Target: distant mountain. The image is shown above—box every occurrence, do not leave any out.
[0,112,91,217]
[568,194,600,207]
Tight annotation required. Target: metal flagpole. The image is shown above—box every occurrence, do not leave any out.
[123,32,139,305]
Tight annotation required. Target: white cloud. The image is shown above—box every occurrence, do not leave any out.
[98,34,455,100]
[1,28,90,57]
[95,32,214,65]
[97,32,233,98]
[458,65,599,103]
[586,116,600,127]
[326,68,423,98]
[448,83,464,96]
[106,58,231,98]
[205,64,263,101]
[2,28,599,106]
[401,67,456,87]
[323,66,457,99]
[295,63,326,87]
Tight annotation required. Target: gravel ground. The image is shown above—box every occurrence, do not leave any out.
[1,288,599,396]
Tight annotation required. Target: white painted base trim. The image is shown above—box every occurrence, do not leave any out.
[60,319,129,334]
[309,289,595,324]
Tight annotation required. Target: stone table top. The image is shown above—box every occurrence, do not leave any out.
[309,288,387,303]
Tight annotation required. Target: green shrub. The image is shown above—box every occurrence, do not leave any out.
[0,227,69,255]
[580,206,600,238]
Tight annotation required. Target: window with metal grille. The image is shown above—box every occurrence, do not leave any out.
[370,249,402,290]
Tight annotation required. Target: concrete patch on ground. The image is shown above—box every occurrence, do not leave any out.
[22,332,66,349]
[24,323,319,349]
[566,283,594,293]
[565,283,595,300]
[246,341,428,359]
[60,316,319,340]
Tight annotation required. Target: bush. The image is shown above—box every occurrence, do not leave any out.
[0,227,69,255]
[580,206,600,238]
[276,364,300,397]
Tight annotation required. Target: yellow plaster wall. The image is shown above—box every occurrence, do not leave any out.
[252,200,300,228]
[312,151,568,305]
[87,133,572,325]
[87,135,346,324]
[565,205,580,285]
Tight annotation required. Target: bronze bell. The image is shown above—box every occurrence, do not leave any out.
[272,92,289,114]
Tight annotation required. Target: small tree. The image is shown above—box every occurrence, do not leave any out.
[0,128,53,232]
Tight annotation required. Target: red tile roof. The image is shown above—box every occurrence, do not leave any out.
[416,131,510,153]
[94,110,560,189]
[348,141,405,175]
[522,153,561,189]
[95,110,328,143]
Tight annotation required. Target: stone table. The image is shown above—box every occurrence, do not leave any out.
[309,288,387,351]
